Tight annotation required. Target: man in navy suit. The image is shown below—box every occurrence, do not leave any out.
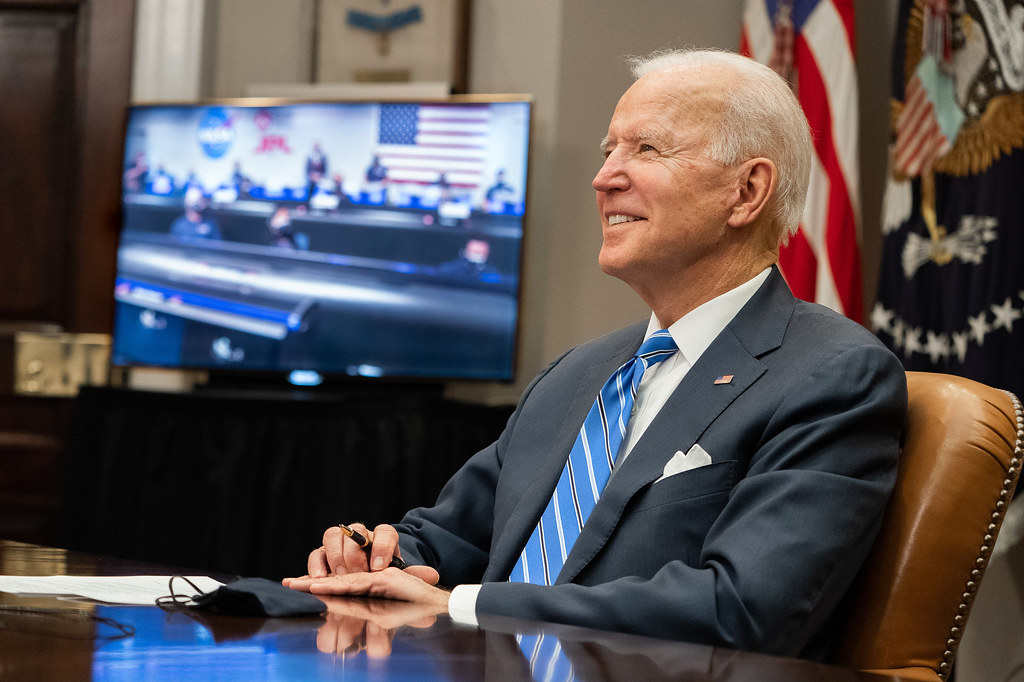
[285,48,906,660]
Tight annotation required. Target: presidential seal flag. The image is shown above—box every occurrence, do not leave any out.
[741,0,863,322]
[872,0,1024,398]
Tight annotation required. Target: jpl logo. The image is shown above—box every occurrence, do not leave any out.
[255,135,291,154]
[197,108,235,158]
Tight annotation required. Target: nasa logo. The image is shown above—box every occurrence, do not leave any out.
[197,108,235,158]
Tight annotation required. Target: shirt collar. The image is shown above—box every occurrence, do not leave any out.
[645,267,772,367]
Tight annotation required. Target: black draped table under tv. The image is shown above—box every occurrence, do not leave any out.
[60,385,513,580]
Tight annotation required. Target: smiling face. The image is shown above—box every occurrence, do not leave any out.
[593,66,748,311]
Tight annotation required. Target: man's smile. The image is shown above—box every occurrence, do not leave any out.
[607,214,646,226]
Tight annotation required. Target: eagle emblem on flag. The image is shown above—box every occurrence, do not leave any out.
[874,0,1024,399]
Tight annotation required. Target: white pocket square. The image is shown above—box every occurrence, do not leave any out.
[655,444,713,482]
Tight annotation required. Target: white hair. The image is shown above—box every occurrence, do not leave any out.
[627,48,812,243]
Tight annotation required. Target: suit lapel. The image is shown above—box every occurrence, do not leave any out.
[556,268,795,583]
[486,325,646,581]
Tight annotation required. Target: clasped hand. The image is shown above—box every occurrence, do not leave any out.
[283,523,451,612]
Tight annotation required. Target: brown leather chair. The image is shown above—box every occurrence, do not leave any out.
[832,371,1023,680]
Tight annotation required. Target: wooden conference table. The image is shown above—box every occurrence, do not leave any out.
[0,540,912,681]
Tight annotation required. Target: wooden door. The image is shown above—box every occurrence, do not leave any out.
[0,0,134,543]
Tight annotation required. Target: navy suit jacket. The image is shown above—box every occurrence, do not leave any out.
[395,268,907,658]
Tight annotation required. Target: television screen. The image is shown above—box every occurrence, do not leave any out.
[111,97,531,384]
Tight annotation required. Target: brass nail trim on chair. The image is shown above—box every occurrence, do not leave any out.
[938,390,1023,680]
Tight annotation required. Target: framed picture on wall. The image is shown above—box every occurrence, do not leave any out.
[315,0,471,93]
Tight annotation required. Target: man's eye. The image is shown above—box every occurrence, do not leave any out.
[639,143,657,153]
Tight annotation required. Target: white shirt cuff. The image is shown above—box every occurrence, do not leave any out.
[447,583,482,626]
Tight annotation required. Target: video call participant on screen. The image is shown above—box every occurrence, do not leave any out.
[267,205,301,250]
[306,142,328,205]
[434,237,497,282]
[232,161,253,199]
[484,169,515,212]
[365,155,387,184]
[363,155,388,204]
[123,151,149,192]
[284,48,907,660]
[150,165,175,195]
[170,187,222,240]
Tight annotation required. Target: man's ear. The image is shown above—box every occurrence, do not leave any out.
[727,158,775,228]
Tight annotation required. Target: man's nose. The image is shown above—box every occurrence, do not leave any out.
[592,153,629,192]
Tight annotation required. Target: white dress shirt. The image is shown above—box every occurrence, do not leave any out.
[447,268,772,625]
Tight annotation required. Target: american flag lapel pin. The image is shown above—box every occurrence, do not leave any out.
[714,374,734,385]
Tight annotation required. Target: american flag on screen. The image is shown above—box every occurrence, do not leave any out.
[741,0,863,322]
[376,103,488,189]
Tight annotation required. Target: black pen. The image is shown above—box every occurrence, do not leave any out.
[339,523,408,570]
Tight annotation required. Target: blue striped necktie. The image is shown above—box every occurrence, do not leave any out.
[508,329,677,585]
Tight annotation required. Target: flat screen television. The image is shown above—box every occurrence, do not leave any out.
[111,96,531,386]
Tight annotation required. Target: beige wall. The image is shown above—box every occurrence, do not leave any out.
[133,0,898,404]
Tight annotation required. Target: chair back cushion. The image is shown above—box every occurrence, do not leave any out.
[833,371,1022,680]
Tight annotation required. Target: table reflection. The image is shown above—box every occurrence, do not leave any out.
[92,600,461,681]
[0,541,901,681]
[84,597,889,681]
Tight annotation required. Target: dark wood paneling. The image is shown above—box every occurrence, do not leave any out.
[0,10,75,321]
[0,399,69,541]
[0,0,134,545]
[70,0,135,333]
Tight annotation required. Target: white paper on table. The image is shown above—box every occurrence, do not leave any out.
[0,575,225,605]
